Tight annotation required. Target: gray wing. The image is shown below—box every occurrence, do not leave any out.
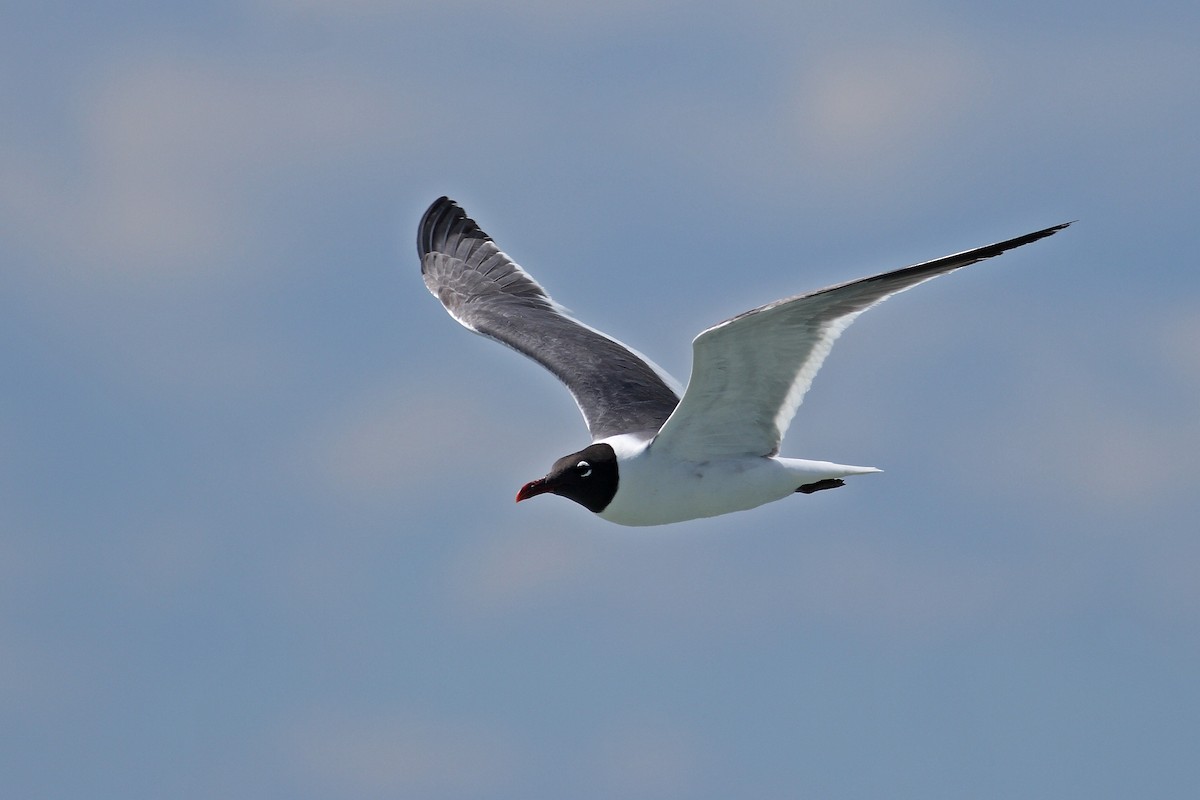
[651,222,1072,461]
[419,197,682,440]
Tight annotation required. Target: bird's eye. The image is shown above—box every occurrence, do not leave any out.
[576,460,592,478]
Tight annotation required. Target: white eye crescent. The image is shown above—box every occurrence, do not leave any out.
[576,460,592,477]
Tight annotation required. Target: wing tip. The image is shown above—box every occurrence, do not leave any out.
[996,219,1073,252]
[1033,219,1074,239]
[417,196,493,260]
[931,218,1074,270]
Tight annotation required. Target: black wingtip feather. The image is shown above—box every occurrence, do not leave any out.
[982,220,1072,257]
[936,220,1072,266]
[418,197,496,261]
[841,219,1074,296]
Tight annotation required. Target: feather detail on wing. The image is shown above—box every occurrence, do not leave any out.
[419,197,682,440]
[651,222,1071,460]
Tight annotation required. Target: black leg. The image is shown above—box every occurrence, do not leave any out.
[795,478,845,494]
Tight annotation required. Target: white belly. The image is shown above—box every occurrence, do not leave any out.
[598,456,790,526]
[593,435,880,526]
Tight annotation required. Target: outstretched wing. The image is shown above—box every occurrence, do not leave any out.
[419,197,682,440]
[651,222,1071,460]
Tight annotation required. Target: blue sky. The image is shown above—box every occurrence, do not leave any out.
[3,1,1198,797]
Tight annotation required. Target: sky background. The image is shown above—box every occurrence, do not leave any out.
[3,1,1199,798]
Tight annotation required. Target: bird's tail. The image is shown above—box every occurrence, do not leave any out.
[783,459,881,493]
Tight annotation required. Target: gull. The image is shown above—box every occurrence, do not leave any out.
[419,197,1068,526]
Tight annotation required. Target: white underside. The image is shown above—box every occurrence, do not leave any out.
[595,434,881,527]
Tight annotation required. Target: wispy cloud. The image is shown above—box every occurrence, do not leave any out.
[591,715,704,798]
[5,55,413,285]
[942,302,1200,510]
[277,710,522,796]
[298,378,533,502]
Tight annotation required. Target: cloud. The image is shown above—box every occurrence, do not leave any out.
[303,384,466,499]
[1160,305,1200,390]
[298,377,539,503]
[941,302,1200,511]
[445,518,605,617]
[604,33,987,213]
[250,0,689,33]
[276,704,703,798]
[591,716,703,798]
[442,505,1020,644]
[4,46,526,296]
[603,26,1200,222]
[278,711,520,796]
[789,39,981,178]
[0,49,454,405]
[69,55,409,282]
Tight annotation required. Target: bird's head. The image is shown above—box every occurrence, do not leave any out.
[516,443,618,513]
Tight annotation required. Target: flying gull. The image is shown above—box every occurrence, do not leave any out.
[418,197,1069,526]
